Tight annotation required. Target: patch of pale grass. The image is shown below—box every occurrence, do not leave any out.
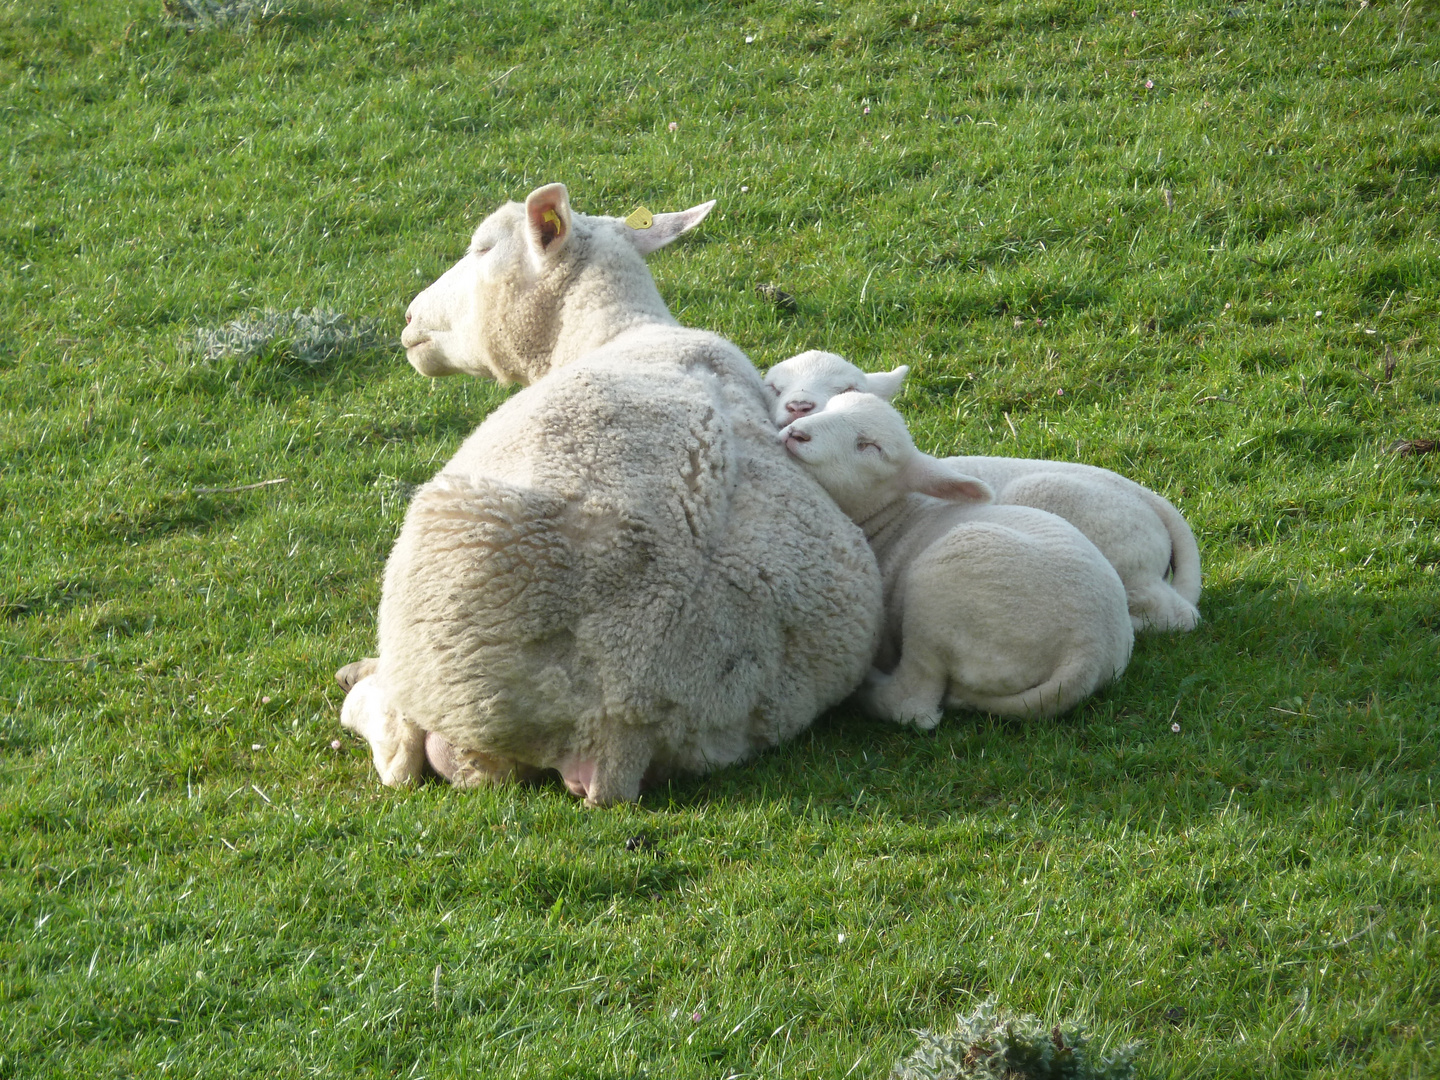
[190,308,389,368]
[891,998,1140,1080]
[159,0,284,29]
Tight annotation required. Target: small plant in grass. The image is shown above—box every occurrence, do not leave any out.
[191,307,390,367]
[890,999,1141,1080]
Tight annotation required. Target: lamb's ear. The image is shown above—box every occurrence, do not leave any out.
[524,183,573,260]
[629,200,716,255]
[865,365,910,399]
[900,455,993,503]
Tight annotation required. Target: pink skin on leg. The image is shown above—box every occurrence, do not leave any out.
[424,731,460,782]
[556,758,597,800]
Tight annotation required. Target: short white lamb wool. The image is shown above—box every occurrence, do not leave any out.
[763,351,1202,632]
[781,392,1134,726]
[339,184,882,805]
[763,349,910,427]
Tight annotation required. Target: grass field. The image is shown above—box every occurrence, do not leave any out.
[3,1,1438,1076]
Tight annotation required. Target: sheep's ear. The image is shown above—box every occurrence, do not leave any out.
[901,455,993,503]
[524,183,573,260]
[865,365,910,400]
[629,200,716,255]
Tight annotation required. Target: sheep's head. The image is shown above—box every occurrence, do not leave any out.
[762,350,909,428]
[402,183,714,384]
[780,392,991,520]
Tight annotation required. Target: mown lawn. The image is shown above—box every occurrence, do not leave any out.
[2,1,1437,1076]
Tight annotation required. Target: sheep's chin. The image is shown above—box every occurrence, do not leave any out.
[405,340,458,378]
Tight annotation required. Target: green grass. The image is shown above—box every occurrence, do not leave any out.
[3,1,1438,1076]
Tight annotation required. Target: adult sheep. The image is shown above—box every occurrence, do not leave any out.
[341,183,883,806]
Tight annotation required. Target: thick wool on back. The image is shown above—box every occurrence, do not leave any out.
[939,455,1202,632]
[373,186,882,803]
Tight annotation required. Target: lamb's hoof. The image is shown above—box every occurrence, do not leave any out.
[335,657,379,693]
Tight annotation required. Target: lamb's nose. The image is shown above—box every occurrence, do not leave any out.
[405,309,413,324]
[785,401,814,419]
[786,428,811,443]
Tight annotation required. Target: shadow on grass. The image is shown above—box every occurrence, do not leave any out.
[177,343,404,403]
[642,577,1438,825]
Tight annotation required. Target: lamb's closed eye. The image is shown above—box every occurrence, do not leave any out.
[760,351,912,427]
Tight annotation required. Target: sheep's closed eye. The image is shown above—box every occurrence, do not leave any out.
[844,385,861,393]
[857,439,882,454]
[765,383,780,397]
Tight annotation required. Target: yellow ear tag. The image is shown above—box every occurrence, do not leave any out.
[542,209,560,226]
[625,206,654,230]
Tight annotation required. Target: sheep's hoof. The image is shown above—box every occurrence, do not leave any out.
[902,706,944,731]
[335,657,379,693]
[865,680,943,730]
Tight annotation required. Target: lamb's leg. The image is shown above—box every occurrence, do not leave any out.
[339,676,427,786]
[864,654,947,731]
[1127,581,1202,634]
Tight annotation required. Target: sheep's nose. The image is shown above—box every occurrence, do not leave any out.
[405,309,413,324]
[786,428,811,443]
[785,400,814,419]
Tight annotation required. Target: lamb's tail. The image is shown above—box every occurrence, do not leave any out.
[1146,490,1202,606]
[389,473,578,640]
[377,473,582,734]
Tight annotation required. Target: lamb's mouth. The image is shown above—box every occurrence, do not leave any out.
[780,430,811,458]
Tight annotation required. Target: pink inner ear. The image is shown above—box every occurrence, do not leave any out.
[531,206,564,250]
[905,457,993,502]
[927,476,991,502]
[525,184,570,252]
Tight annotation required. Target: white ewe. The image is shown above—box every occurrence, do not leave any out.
[781,392,1133,726]
[341,184,883,805]
[762,351,1202,632]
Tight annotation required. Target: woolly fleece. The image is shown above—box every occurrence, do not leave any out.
[764,351,1202,632]
[351,184,883,805]
[782,392,1133,726]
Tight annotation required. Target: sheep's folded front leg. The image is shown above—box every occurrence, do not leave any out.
[558,722,655,808]
[335,657,378,693]
[337,669,428,787]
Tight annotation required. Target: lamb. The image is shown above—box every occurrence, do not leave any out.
[762,351,1202,632]
[338,183,883,805]
[780,391,1134,726]
[763,348,910,425]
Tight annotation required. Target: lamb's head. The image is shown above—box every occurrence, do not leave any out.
[780,392,991,521]
[402,182,714,384]
[762,350,909,428]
